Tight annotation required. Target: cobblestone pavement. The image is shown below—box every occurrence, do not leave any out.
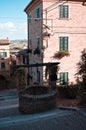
[0,89,86,130]
[0,108,86,130]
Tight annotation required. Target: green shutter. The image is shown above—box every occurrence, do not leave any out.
[59,37,68,51]
[59,5,64,18]
[59,5,69,18]
[60,73,64,84]
[36,8,40,18]
[60,72,68,85]
[59,37,64,51]
[64,37,68,51]
[64,5,69,18]
[4,52,7,57]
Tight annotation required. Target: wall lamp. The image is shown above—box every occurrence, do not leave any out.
[82,1,86,6]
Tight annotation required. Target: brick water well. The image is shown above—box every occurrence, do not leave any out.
[15,62,59,114]
[19,86,57,114]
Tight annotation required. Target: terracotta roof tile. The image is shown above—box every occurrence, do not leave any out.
[0,39,10,44]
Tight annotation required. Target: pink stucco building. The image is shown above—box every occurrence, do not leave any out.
[0,39,11,89]
[25,0,86,85]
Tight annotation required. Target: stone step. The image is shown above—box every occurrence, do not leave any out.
[0,104,20,118]
[0,98,18,106]
[0,108,74,129]
[0,109,85,130]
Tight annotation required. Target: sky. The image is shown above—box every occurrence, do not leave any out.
[0,0,31,40]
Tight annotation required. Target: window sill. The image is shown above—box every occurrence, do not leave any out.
[58,18,70,20]
[35,18,41,21]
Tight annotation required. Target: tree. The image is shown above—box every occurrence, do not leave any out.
[76,49,86,106]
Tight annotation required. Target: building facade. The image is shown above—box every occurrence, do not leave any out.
[25,0,43,85]
[25,0,86,85]
[0,39,10,89]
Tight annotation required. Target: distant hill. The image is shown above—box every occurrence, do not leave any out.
[10,39,28,49]
[10,39,27,44]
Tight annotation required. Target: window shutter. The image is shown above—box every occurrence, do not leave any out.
[59,5,69,18]
[60,72,68,85]
[64,37,68,51]
[59,37,64,51]
[4,52,7,57]
[36,8,40,18]
[59,37,68,51]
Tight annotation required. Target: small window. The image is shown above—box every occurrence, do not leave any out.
[1,62,5,68]
[59,5,69,18]
[59,37,69,51]
[37,37,40,48]
[60,72,68,85]
[0,52,7,58]
[36,7,41,19]
[3,52,7,57]
[37,71,40,82]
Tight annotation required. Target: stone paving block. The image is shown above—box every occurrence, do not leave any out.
[0,109,86,130]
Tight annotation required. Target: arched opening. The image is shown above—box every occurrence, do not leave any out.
[0,75,8,90]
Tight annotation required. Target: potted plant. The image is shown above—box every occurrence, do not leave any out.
[53,51,70,60]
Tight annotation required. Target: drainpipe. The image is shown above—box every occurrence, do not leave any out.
[45,9,48,48]
[27,13,30,85]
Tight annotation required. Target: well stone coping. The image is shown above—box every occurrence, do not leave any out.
[19,90,57,99]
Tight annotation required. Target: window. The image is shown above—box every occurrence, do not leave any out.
[0,52,7,58]
[36,7,41,19]
[59,5,69,18]
[1,62,5,69]
[59,37,69,51]
[60,72,68,85]
[37,71,40,82]
[37,37,40,48]
[3,52,7,57]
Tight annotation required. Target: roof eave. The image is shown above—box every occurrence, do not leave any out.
[59,0,86,2]
[24,0,34,13]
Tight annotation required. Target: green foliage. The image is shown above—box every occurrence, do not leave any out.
[76,49,86,91]
[13,47,22,50]
[16,69,25,87]
[76,49,86,106]
[53,51,70,59]
[57,85,79,99]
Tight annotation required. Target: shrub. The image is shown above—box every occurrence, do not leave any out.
[57,85,79,99]
[76,49,86,106]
